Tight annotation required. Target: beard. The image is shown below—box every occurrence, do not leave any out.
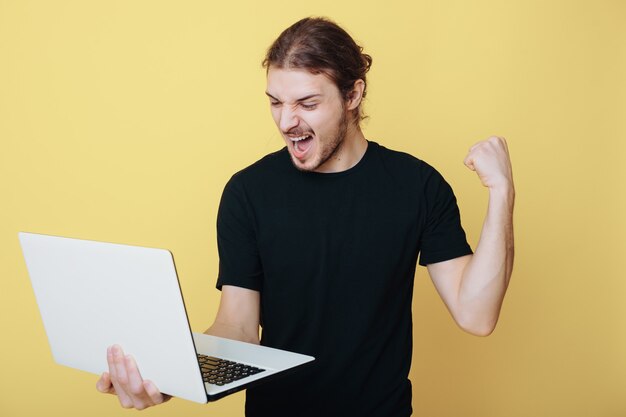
[291,108,349,173]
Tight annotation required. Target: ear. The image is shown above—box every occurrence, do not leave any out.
[345,79,365,111]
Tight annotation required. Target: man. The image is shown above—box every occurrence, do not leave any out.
[97,17,514,416]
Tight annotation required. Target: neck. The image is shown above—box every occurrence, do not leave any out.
[314,124,368,173]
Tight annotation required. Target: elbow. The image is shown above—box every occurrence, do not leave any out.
[455,314,498,337]
[462,323,496,337]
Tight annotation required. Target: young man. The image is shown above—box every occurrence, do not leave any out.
[97,17,514,416]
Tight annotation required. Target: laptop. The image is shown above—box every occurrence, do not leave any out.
[18,232,314,403]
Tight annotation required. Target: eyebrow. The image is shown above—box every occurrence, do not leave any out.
[265,92,322,102]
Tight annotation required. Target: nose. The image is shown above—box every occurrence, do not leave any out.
[279,106,299,133]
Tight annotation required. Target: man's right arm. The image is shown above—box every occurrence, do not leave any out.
[96,284,261,409]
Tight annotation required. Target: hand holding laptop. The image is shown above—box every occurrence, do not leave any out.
[20,232,314,404]
[96,345,171,410]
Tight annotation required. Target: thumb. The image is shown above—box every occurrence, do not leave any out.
[96,372,116,395]
[463,155,476,171]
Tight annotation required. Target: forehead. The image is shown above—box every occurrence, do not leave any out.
[266,67,339,100]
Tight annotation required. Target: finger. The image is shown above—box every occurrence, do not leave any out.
[486,137,512,167]
[112,345,129,386]
[106,346,119,384]
[125,354,146,396]
[488,135,509,154]
[125,354,154,408]
[469,136,492,152]
[471,135,504,153]
[109,345,134,408]
[499,136,510,154]
[463,154,475,171]
[96,372,115,394]
[144,380,171,405]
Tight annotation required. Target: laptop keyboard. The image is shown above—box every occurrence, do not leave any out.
[197,354,266,386]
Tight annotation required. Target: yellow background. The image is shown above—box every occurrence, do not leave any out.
[1,0,624,416]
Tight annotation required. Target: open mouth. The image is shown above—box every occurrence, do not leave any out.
[290,133,314,157]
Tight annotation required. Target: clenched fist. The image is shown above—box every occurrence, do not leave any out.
[464,136,514,191]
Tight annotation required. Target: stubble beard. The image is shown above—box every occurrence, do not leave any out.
[292,109,349,173]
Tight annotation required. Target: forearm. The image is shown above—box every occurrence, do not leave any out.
[457,185,515,335]
[203,285,261,344]
[204,321,260,345]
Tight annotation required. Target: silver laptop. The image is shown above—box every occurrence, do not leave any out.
[19,232,314,403]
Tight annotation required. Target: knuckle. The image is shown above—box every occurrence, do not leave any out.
[119,399,134,409]
[96,384,110,394]
[143,381,153,393]
[129,384,144,396]
[145,387,158,399]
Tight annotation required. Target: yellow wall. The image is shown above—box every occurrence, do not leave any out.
[1,1,624,416]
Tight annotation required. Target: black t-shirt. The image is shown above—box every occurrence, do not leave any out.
[216,141,472,417]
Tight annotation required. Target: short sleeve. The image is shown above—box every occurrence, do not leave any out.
[215,175,263,291]
[418,166,473,266]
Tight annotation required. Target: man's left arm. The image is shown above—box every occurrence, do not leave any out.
[427,136,515,336]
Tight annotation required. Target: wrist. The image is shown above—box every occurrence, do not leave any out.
[488,182,515,204]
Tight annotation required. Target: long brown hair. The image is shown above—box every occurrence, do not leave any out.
[263,17,373,124]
